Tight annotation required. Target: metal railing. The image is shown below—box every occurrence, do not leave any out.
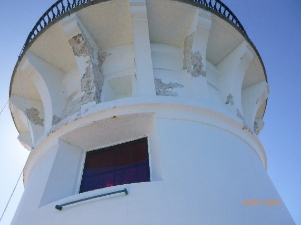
[20,0,93,56]
[18,0,246,58]
[55,188,128,210]
[192,0,246,33]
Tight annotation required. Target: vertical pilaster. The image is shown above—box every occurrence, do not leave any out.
[130,0,156,96]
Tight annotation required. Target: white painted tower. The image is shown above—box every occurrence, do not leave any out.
[9,0,295,224]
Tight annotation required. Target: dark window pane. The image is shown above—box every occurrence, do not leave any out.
[137,164,150,182]
[80,172,114,192]
[80,138,150,193]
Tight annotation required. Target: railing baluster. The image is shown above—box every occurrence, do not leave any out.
[72,0,76,8]
[66,0,72,10]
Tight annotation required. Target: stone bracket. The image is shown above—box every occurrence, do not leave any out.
[10,95,44,146]
[24,52,67,131]
[217,41,254,115]
[242,81,268,134]
[130,0,156,96]
[62,14,106,108]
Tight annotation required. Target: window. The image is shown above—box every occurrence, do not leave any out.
[80,138,150,193]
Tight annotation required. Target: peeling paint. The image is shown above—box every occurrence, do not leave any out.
[68,34,89,57]
[69,29,108,105]
[191,51,206,77]
[81,27,106,104]
[183,32,206,78]
[242,126,253,133]
[236,109,253,133]
[26,108,44,126]
[225,94,234,106]
[155,78,184,96]
[80,50,109,105]
[52,115,61,126]
[254,119,264,135]
[81,59,95,104]
[183,32,194,72]
[94,51,109,103]
[98,51,109,67]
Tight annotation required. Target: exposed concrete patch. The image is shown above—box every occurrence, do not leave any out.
[225,94,234,106]
[191,51,206,78]
[52,115,61,126]
[68,34,89,57]
[80,51,109,105]
[155,78,184,97]
[183,32,206,78]
[26,108,44,126]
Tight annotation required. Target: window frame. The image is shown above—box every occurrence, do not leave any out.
[79,137,150,193]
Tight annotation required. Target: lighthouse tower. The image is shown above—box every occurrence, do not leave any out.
[9,0,295,224]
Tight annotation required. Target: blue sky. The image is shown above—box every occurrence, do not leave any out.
[0,0,300,224]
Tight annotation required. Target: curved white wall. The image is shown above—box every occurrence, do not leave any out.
[12,103,294,225]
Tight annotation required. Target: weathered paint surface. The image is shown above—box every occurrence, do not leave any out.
[155,78,183,96]
[10,2,294,225]
[61,92,82,120]
[183,32,206,78]
[236,108,245,122]
[26,108,44,126]
[81,59,95,105]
